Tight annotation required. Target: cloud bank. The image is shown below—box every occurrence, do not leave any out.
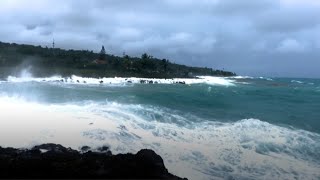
[0,0,320,77]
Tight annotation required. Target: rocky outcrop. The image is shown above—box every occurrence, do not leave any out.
[0,143,186,179]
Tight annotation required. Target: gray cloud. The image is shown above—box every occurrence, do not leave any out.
[212,0,276,16]
[255,7,320,33]
[0,0,319,77]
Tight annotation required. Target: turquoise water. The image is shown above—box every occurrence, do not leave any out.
[2,77,320,133]
[0,76,319,179]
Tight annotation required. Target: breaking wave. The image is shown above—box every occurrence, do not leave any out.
[0,95,319,180]
[6,75,235,86]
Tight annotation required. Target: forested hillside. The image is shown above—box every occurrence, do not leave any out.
[0,41,236,78]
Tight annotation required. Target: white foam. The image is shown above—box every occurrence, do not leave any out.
[39,149,49,153]
[195,76,235,86]
[6,75,235,86]
[291,80,303,84]
[230,76,274,81]
[230,76,254,79]
[7,75,64,83]
[0,96,319,180]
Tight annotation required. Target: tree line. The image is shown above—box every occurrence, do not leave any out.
[0,41,236,78]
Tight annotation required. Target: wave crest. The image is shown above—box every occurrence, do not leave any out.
[0,95,319,179]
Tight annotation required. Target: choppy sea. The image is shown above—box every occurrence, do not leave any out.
[0,74,319,180]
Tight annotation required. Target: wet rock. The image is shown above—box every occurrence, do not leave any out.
[80,146,91,152]
[32,143,78,154]
[127,80,132,83]
[97,146,112,155]
[149,80,153,84]
[119,125,127,131]
[140,80,146,84]
[99,80,103,84]
[0,143,186,179]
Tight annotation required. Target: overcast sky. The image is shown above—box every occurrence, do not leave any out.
[0,0,320,77]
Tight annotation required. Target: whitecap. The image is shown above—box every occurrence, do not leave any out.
[0,96,319,180]
[229,76,254,79]
[291,80,303,84]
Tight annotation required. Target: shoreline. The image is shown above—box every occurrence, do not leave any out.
[3,75,236,86]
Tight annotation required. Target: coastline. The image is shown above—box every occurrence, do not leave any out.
[4,75,236,86]
[0,41,236,80]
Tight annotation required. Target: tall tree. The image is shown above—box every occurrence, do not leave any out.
[99,46,106,60]
[162,59,168,72]
[141,53,149,60]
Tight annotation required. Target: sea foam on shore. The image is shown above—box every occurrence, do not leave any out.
[6,75,235,86]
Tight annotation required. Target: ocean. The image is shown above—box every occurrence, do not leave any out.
[0,74,319,180]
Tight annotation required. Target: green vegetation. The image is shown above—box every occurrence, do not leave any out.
[0,41,236,78]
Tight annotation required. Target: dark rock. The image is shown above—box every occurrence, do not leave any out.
[77,80,80,83]
[0,143,186,179]
[32,143,78,154]
[140,80,146,84]
[119,125,127,131]
[127,80,132,83]
[99,80,103,84]
[80,146,91,152]
[149,80,153,84]
[97,146,112,155]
